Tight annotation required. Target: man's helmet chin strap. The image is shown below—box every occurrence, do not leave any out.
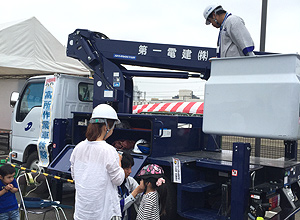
[212,9,222,27]
[212,13,220,26]
[214,19,220,26]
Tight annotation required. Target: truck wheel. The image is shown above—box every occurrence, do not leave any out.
[25,152,41,171]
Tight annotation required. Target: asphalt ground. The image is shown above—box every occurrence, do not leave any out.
[15,187,75,220]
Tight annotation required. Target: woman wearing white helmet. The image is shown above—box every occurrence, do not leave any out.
[70,104,125,220]
[203,4,255,58]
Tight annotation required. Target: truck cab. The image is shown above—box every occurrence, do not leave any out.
[10,73,93,169]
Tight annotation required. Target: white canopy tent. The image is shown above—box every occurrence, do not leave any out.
[0,16,89,78]
[0,17,90,130]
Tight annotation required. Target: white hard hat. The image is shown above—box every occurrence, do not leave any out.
[203,5,221,25]
[133,139,147,154]
[91,104,120,123]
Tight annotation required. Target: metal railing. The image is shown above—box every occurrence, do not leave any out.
[0,131,10,154]
[221,136,300,160]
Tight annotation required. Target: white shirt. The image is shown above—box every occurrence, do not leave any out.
[218,14,254,58]
[70,139,125,220]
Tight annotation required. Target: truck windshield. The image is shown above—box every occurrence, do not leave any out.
[16,81,44,122]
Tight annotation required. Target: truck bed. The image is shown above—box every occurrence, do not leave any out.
[149,149,300,169]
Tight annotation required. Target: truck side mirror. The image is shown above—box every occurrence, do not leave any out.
[10,91,19,108]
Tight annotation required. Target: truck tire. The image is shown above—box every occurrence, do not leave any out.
[25,152,41,171]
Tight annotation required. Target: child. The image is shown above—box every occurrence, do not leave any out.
[118,151,144,220]
[136,164,167,220]
[0,164,20,220]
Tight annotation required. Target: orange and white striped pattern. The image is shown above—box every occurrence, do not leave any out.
[133,102,204,114]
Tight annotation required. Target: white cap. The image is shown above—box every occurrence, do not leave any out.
[203,5,221,25]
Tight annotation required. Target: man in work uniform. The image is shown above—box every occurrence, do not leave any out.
[203,5,255,58]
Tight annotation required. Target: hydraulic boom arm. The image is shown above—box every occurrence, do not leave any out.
[67,29,216,112]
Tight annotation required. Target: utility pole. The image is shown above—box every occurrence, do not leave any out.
[255,0,268,157]
[260,0,268,52]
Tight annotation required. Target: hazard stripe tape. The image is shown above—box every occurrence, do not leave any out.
[1,160,74,183]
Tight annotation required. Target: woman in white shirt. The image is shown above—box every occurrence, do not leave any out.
[70,104,125,220]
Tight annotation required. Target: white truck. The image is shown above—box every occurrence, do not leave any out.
[9,73,93,169]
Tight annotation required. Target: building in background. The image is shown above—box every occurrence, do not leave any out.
[133,87,203,105]
[150,89,203,103]
[133,89,204,114]
[133,86,148,105]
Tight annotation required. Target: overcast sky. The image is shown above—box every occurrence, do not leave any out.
[1,0,299,100]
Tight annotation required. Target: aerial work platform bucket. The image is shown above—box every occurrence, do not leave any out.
[203,54,300,140]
